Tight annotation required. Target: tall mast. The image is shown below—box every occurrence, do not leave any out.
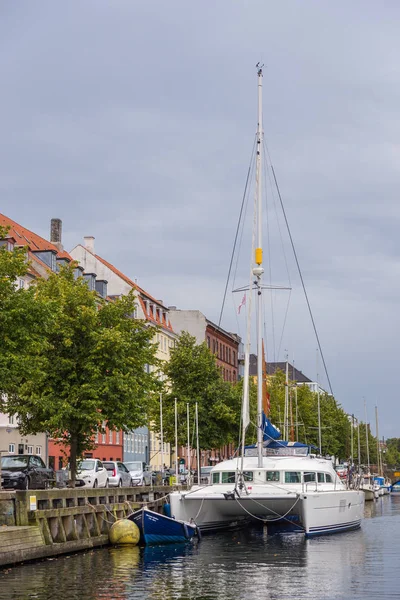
[174,398,178,481]
[317,350,322,455]
[364,399,370,473]
[160,393,164,473]
[350,414,354,466]
[375,405,381,476]
[195,402,200,483]
[187,403,191,477]
[284,358,289,440]
[254,64,265,468]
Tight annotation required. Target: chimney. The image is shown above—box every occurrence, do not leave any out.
[50,218,63,251]
[84,236,95,253]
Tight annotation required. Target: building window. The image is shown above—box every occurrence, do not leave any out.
[207,336,210,348]
[109,429,113,444]
[116,431,120,444]
[27,446,33,455]
[102,432,106,444]
[8,415,14,425]
[8,443,15,453]
[35,446,41,455]
[233,351,236,364]
[229,348,231,363]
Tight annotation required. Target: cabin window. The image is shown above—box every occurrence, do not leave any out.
[285,471,301,484]
[221,472,236,484]
[266,471,280,482]
[304,472,316,482]
[212,472,220,484]
[317,473,325,483]
[325,473,333,483]
[243,471,253,482]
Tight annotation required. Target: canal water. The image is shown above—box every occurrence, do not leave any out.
[1,495,399,600]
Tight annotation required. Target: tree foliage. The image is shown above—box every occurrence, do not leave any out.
[0,226,50,400]
[153,332,241,451]
[5,265,160,484]
[266,367,378,463]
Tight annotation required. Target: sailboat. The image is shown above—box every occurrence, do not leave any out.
[169,66,364,536]
[359,401,379,501]
[373,405,391,495]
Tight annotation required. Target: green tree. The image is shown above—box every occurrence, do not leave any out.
[0,226,50,401]
[154,332,241,451]
[266,367,358,460]
[7,265,160,484]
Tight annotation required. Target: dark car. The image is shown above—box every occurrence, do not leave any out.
[0,455,55,490]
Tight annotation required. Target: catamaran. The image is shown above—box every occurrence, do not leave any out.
[169,65,364,536]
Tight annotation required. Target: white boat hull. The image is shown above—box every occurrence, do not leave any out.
[170,488,364,536]
[300,490,364,536]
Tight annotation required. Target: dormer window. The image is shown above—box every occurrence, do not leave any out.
[32,250,57,272]
[56,257,70,271]
[74,266,84,280]
[0,238,15,252]
[95,279,108,299]
[83,273,96,292]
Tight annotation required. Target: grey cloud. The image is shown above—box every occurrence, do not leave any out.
[1,0,399,436]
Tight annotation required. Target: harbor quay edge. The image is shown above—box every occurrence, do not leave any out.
[0,486,173,567]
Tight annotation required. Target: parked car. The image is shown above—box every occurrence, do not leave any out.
[77,459,108,488]
[103,461,132,487]
[200,466,213,484]
[0,455,55,490]
[125,461,152,486]
[335,464,348,479]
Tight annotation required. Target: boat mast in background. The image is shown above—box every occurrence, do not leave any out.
[364,399,370,473]
[317,349,322,455]
[375,405,382,476]
[160,393,164,473]
[254,63,265,469]
[175,398,178,481]
[187,403,191,478]
[195,402,200,481]
[284,357,289,441]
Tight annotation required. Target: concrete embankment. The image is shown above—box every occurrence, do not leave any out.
[0,486,171,567]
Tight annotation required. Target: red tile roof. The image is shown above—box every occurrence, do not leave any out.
[0,213,73,261]
[77,246,173,331]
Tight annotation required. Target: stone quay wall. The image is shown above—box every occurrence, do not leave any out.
[0,486,172,567]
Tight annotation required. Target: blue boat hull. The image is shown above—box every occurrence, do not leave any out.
[128,508,198,545]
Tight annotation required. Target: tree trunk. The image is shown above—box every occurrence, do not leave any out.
[69,433,78,488]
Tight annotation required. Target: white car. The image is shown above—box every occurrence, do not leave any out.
[125,461,152,486]
[77,459,109,488]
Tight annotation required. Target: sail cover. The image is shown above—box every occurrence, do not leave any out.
[262,412,281,443]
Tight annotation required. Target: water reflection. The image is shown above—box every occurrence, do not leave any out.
[1,496,399,600]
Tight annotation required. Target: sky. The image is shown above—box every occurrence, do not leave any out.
[1,1,399,438]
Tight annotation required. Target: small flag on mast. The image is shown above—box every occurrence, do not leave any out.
[238,293,246,314]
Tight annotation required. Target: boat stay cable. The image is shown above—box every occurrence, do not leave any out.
[218,136,256,329]
[264,152,334,396]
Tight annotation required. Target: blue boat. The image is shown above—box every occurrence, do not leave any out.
[128,507,199,545]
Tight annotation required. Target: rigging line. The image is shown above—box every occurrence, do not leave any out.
[277,289,292,360]
[218,136,257,328]
[270,164,334,396]
[233,150,256,288]
[263,140,292,287]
